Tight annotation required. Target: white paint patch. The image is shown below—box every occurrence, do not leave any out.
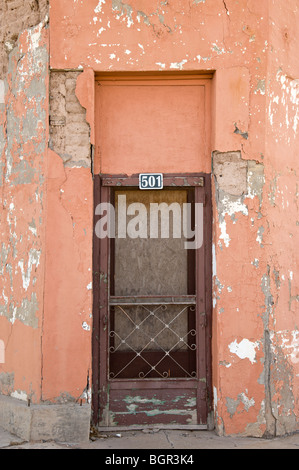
[239,392,255,411]
[213,386,218,415]
[170,60,188,70]
[29,225,37,237]
[219,220,230,248]
[5,41,14,52]
[28,21,43,51]
[228,338,258,364]
[94,0,106,13]
[11,390,28,402]
[221,196,248,218]
[218,195,248,247]
[18,249,41,291]
[212,43,226,55]
[87,282,92,290]
[256,226,264,245]
[82,322,90,331]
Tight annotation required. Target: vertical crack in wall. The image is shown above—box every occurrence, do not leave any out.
[263,326,277,437]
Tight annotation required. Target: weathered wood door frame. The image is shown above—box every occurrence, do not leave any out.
[92,173,212,428]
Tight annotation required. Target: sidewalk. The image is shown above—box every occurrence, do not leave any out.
[1,426,299,449]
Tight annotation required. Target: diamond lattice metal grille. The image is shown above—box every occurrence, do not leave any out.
[109,301,197,379]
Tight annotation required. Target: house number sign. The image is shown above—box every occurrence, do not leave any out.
[139,173,163,190]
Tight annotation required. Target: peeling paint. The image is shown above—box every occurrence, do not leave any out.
[49,70,91,167]
[18,249,41,291]
[229,339,258,364]
[124,396,166,406]
[0,0,297,440]
[82,321,90,331]
[255,79,266,95]
[0,372,14,395]
[11,390,28,402]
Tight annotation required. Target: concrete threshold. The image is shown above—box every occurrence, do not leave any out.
[96,424,208,432]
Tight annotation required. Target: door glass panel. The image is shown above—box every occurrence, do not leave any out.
[114,189,188,296]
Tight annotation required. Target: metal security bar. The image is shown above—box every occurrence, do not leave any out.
[109,297,197,380]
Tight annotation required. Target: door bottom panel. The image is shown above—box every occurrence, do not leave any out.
[101,385,199,427]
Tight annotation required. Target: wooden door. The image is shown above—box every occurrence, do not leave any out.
[93,174,212,428]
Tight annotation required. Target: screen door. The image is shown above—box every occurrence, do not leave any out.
[93,174,212,428]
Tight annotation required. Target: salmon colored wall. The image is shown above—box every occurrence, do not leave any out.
[42,150,93,402]
[45,0,298,436]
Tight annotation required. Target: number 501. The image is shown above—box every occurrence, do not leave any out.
[139,173,163,190]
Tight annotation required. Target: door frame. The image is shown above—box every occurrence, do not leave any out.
[92,173,212,428]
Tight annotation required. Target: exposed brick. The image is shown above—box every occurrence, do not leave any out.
[49,71,91,168]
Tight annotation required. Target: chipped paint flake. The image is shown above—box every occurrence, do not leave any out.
[82,321,90,331]
[229,338,258,364]
[18,249,41,291]
[255,79,266,95]
[94,0,106,14]
[11,390,28,401]
[124,396,165,406]
[170,60,188,70]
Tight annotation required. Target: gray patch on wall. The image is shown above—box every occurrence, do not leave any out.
[213,150,265,212]
[49,71,91,168]
[0,372,14,395]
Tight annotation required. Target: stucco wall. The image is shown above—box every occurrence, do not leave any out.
[0,1,49,403]
[47,0,298,436]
